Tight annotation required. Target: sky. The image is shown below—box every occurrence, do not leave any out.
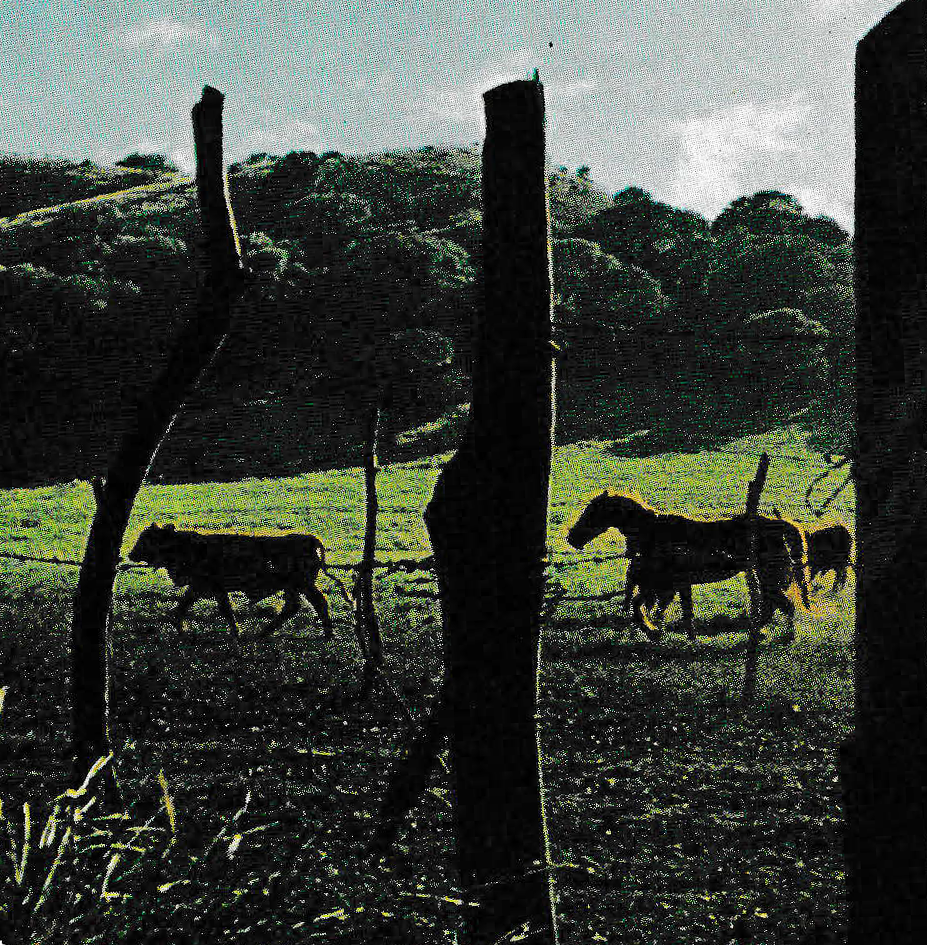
[0,1,903,229]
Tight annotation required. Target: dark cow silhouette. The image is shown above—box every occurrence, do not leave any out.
[128,523,348,646]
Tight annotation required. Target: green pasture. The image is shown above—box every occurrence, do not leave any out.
[0,429,855,943]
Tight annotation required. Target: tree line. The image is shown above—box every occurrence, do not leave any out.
[0,148,853,487]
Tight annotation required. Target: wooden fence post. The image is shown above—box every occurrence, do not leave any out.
[845,3,927,941]
[355,401,383,667]
[69,86,246,785]
[740,451,770,706]
[423,77,559,944]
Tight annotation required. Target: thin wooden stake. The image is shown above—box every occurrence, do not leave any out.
[741,451,770,706]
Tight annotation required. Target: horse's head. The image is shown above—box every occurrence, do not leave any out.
[567,491,611,549]
[567,491,650,549]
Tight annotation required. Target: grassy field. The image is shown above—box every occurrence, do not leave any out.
[0,428,854,943]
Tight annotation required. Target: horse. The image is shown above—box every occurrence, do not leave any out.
[772,508,854,594]
[567,491,811,642]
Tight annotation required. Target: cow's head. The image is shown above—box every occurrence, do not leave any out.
[128,522,175,564]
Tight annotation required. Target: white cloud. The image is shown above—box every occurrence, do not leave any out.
[408,83,485,127]
[406,51,593,129]
[814,0,862,19]
[668,93,813,219]
[246,109,321,151]
[547,78,597,101]
[795,186,853,230]
[169,148,195,174]
[117,18,221,51]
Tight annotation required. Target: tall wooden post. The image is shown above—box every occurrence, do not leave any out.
[355,400,384,668]
[740,452,770,706]
[69,86,245,783]
[847,3,927,941]
[424,78,559,944]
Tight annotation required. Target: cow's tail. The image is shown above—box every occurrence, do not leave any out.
[316,540,355,607]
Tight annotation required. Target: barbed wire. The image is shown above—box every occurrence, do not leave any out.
[0,550,440,578]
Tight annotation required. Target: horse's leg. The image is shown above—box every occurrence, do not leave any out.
[678,585,696,640]
[623,557,641,610]
[651,588,675,625]
[832,565,849,592]
[794,554,811,610]
[772,588,796,643]
[632,591,663,642]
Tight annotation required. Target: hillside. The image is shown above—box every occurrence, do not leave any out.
[0,155,167,221]
[0,148,854,487]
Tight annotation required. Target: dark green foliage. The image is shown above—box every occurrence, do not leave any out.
[0,155,163,219]
[577,187,713,306]
[703,234,837,324]
[0,144,854,483]
[115,152,178,173]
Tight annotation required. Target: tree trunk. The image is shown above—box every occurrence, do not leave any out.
[424,78,559,945]
[69,86,245,784]
[846,3,927,941]
[740,452,770,706]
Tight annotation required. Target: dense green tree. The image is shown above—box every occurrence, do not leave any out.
[552,238,671,436]
[115,152,177,173]
[702,233,837,324]
[552,237,670,334]
[712,190,851,248]
[576,187,713,302]
[0,141,857,481]
[711,190,807,239]
[736,307,830,413]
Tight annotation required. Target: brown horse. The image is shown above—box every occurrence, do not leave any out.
[567,491,811,642]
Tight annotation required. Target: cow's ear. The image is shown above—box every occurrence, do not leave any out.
[600,489,609,498]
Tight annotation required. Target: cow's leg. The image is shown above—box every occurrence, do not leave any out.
[171,588,199,635]
[302,583,333,639]
[213,590,241,654]
[256,588,302,638]
[679,584,696,640]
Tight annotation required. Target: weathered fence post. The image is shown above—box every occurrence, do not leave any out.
[355,401,383,667]
[69,86,246,785]
[740,451,769,706]
[423,77,559,944]
[845,3,927,941]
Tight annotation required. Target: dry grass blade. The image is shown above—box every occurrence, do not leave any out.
[14,801,31,885]
[64,753,114,801]
[100,852,121,900]
[157,769,177,839]
[32,824,73,914]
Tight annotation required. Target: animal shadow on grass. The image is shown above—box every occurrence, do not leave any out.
[549,611,791,666]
